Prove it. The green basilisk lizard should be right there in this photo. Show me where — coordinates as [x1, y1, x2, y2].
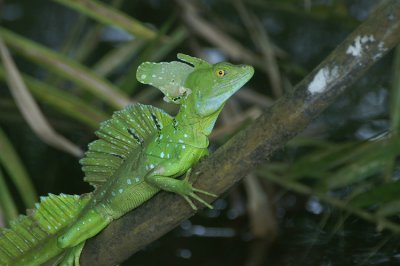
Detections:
[0, 53, 254, 266]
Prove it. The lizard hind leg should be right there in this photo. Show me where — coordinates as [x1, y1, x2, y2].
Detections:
[58, 208, 111, 249]
[59, 241, 85, 266]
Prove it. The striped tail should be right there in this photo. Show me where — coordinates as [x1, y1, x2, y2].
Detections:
[0, 193, 90, 266]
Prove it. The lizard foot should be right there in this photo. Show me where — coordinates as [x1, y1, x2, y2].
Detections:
[146, 168, 218, 210]
[181, 168, 217, 210]
[59, 242, 85, 266]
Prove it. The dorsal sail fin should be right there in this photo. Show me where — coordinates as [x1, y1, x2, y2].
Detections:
[80, 104, 172, 188]
[0, 194, 89, 266]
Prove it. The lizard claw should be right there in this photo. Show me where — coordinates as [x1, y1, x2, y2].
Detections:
[180, 184, 216, 210]
[181, 168, 217, 210]
[183, 195, 198, 210]
[192, 187, 217, 198]
[189, 192, 214, 209]
[146, 168, 217, 210]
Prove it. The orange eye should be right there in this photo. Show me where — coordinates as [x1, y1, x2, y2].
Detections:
[216, 69, 225, 77]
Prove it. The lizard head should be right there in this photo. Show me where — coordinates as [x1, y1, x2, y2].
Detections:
[185, 61, 254, 117]
[136, 53, 254, 114]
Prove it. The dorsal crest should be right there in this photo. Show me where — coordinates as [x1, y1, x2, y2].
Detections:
[0, 194, 89, 265]
[80, 104, 172, 189]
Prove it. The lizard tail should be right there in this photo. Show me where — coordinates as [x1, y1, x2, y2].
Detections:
[0, 193, 90, 266]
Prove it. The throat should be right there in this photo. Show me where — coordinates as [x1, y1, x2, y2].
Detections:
[174, 102, 220, 136]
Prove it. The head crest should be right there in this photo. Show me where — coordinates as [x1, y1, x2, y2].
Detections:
[136, 54, 213, 104]
[177, 53, 211, 69]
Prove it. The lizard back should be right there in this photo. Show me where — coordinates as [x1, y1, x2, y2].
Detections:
[80, 103, 172, 190]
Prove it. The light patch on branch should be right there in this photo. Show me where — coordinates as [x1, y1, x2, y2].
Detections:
[308, 66, 339, 94]
[346, 35, 375, 57]
[373, 41, 389, 61]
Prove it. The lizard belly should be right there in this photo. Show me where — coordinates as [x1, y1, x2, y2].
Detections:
[58, 145, 207, 250]
[60, 140, 208, 248]
[104, 181, 160, 219]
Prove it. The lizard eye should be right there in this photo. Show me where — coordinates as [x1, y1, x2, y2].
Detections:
[216, 69, 226, 77]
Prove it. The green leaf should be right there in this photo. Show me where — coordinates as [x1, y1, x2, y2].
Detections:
[0, 168, 18, 224]
[0, 37, 83, 157]
[286, 141, 357, 179]
[93, 40, 145, 78]
[390, 45, 400, 134]
[52, 0, 157, 40]
[0, 66, 108, 129]
[323, 158, 386, 190]
[0, 27, 130, 109]
[377, 200, 400, 217]
[0, 127, 37, 208]
[349, 181, 400, 209]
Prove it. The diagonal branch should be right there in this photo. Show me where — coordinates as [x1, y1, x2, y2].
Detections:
[81, 1, 400, 265]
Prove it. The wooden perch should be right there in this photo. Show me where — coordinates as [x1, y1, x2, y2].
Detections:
[81, 1, 400, 265]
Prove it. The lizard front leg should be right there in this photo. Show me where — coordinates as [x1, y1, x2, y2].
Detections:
[145, 162, 216, 210]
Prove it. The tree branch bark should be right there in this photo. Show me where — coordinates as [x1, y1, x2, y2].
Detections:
[81, 1, 400, 265]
